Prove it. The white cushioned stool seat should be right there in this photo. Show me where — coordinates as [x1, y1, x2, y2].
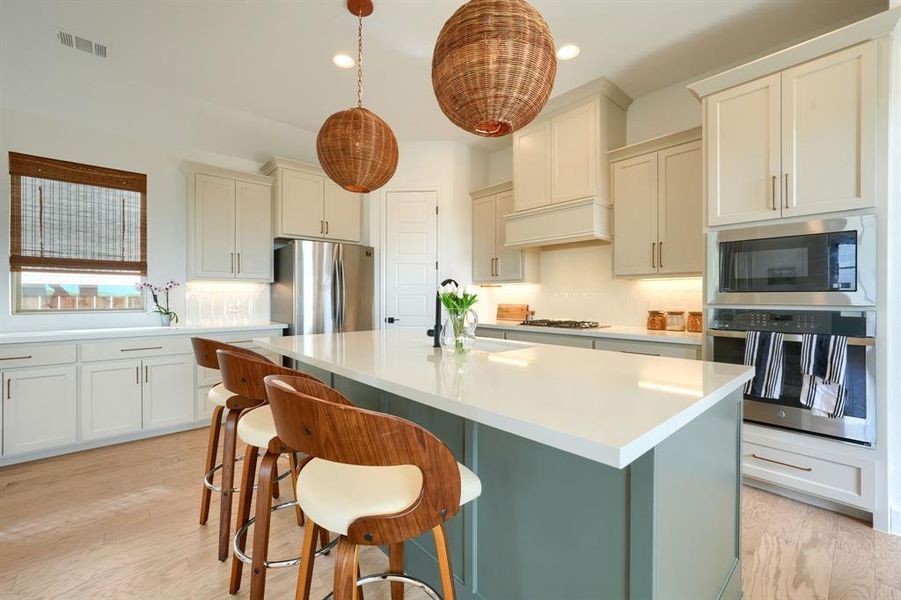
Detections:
[207, 382, 237, 407]
[296, 458, 481, 536]
[237, 405, 278, 448]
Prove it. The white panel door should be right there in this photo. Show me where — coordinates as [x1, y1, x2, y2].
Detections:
[706, 74, 782, 226]
[612, 153, 658, 276]
[2, 366, 77, 455]
[658, 141, 703, 275]
[142, 356, 195, 430]
[235, 180, 272, 281]
[280, 169, 324, 238]
[194, 173, 236, 278]
[551, 97, 598, 204]
[80, 360, 143, 441]
[384, 190, 438, 328]
[513, 121, 552, 212]
[781, 42, 876, 217]
[493, 190, 523, 281]
[324, 180, 363, 242]
[472, 195, 496, 283]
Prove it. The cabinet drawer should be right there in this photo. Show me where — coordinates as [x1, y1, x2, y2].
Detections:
[80, 337, 192, 362]
[504, 330, 593, 349]
[0, 344, 77, 369]
[592, 338, 700, 360]
[475, 328, 506, 340]
[742, 440, 874, 510]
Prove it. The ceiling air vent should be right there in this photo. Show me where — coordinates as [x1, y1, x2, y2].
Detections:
[58, 29, 108, 59]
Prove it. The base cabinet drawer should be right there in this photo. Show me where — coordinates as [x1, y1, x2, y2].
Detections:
[475, 328, 506, 340]
[593, 338, 701, 360]
[742, 440, 874, 510]
[81, 337, 193, 362]
[0, 344, 76, 369]
[2, 366, 77, 456]
[80, 360, 143, 441]
[504, 330, 594, 349]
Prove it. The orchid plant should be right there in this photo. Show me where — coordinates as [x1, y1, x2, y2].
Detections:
[136, 280, 180, 325]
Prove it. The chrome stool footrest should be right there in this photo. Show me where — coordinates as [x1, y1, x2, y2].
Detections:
[233, 500, 339, 568]
[321, 573, 443, 600]
[203, 455, 292, 494]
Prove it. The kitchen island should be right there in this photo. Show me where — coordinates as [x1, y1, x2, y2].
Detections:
[255, 329, 754, 600]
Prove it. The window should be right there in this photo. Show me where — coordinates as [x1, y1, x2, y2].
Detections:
[9, 152, 147, 312]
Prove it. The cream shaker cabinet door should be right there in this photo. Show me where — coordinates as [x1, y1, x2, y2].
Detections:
[706, 74, 782, 226]
[2, 366, 77, 455]
[612, 153, 658, 276]
[493, 189, 522, 281]
[472, 195, 497, 283]
[235, 180, 272, 281]
[141, 356, 195, 430]
[324, 180, 363, 242]
[513, 121, 552, 212]
[280, 169, 325, 239]
[80, 360, 143, 441]
[551, 97, 598, 204]
[658, 141, 703, 275]
[193, 173, 236, 278]
[781, 42, 876, 218]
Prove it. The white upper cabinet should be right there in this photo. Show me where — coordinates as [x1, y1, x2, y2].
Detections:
[706, 74, 782, 226]
[551, 96, 599, 204]
[471, 182, 537, 284]
[705, 41, 876, 226]
[658, 140, 703, 275]
[187, 165, 273, 282]
[513, 121, 552, 212]
[264, 158, 363, 243]
[472, 195, 496, 282]
[493, 189, 524, 280]
[612, 153, 658, 276]
[781, 42, 876, 218]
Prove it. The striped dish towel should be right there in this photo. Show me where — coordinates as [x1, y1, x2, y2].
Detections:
[800, 334, 848, 419]
[743, 331, 785, 400]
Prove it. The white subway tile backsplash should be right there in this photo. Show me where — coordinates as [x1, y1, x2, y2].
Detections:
[185, 281, 270, 326]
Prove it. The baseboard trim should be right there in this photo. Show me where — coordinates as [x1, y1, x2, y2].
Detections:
[743, 476, 872, 522]
[892, 506, 901, 536]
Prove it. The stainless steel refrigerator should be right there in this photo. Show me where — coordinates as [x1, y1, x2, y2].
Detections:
[272, 240, 375, 336]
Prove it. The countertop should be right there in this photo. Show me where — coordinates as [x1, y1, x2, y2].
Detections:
[476, 320, 704, 346]
[254, 329, 752, 469]
[0, 322, 287, 345]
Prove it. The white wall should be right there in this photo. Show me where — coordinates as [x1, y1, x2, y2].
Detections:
[888, 20, 901, 535]
[625, 78, 702, 144]
[487, 146, 513, 185]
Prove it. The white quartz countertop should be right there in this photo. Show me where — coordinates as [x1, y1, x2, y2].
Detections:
[0, 322, 287, 345]
[476, 321, 704, 345]
[254, 329, 752, 469]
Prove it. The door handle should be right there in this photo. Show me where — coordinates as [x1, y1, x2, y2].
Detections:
[651, 242, 656, 268]
[658, 242, 663, 269]
[385, 317, 398, 324]
[771, 176, 777, 211]
[783, 173, 789, 209]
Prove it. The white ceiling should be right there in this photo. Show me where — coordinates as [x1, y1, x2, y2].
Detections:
[1, 0, 887, 147]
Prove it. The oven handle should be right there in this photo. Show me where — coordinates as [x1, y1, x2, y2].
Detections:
[707, 329, 875, 347]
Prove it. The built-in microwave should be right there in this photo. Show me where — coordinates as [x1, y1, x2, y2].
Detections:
[708, 215, 876, 306]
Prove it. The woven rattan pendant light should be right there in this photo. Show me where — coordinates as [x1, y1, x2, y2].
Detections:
[432, 0, 556, 137]
[317, 0, 398, 193]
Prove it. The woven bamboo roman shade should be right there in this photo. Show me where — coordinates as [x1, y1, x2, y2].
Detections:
[9, 152, 147, 275]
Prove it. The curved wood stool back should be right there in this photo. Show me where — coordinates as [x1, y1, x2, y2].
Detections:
[265, 374, 462, 600]
[190, 338, 272, 535]
[216, 350, 326, 599]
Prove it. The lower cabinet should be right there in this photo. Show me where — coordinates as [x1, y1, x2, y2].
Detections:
[2, 366, 77, 456]
[504, 330, 594, 349]
[80, 360, 143, 441]
[593, 338, 701, 360]
[142, 355, 195, 430]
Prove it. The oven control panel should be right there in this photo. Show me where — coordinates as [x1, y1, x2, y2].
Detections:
[709, 309, 869, 337]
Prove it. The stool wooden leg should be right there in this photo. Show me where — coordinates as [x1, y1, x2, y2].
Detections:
[272, 472, 281, 499]
[389, 542, 405, 600]
[288, 452, 305, 526]
[249, 450, 279, 600]
[319, 528, 330, 551]
[294, 520, 320, 600]
[333, 538, 360, 600]
[199, 404, 224, 525]
[229, 443, 259, 594]
[218, 408, 241, 562]
[433, 524, 456, 600]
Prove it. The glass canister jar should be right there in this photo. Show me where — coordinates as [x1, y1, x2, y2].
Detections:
[665, 310, 686, 332]
[687, 311, 704, 333]
[647, 311, 667, 331]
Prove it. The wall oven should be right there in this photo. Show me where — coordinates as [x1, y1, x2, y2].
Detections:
[708, 215, 876, 306]
[709, 308, 875, 446]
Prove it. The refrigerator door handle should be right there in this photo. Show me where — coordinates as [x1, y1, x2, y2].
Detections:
[338, 257, 346, 331]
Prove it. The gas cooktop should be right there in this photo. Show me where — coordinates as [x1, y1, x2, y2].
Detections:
[520, 319, 608, 329]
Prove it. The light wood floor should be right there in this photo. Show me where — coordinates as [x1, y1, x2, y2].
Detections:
[1, 428, 898, 600]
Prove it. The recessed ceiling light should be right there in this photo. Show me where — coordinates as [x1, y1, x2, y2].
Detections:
[556, 44, 581, 61]
[332, 53, 355, 69]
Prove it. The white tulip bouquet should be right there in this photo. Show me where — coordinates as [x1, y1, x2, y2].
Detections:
[437, 281, 479, 315]
[437, 282, 479, 353]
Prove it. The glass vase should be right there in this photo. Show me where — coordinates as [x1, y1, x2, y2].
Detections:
[440, 309, 479, 354]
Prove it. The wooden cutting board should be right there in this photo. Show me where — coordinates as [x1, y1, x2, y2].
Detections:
[496, 304, 530, 323]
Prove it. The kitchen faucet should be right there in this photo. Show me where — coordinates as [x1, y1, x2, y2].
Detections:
[427, 278, 458, 348]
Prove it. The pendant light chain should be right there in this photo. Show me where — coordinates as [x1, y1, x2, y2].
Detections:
[356, 9, 364, 108]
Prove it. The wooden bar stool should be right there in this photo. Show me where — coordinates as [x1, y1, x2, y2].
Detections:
[217, 350, 333, 600]
[191, 338, 276, 562]
[264, 374, 482, 600]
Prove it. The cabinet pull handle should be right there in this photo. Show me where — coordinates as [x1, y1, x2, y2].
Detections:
[237, 252, 241, 273]
[231, 340, 253, 344]
[325, 221, 329, 235]
[651, 242, 656, 268]
[751, 453, 812, 472]
[658, 242, 663, 269]
[320, 220, 324, 234]
[120, 346, 163, 352]
[230, 252, 235, 273]
[771, 176, 777, 211]
[783, 173, 789, 209]
[144, 365, 149, 383]
[622, 350, 660, 357]
[0, 355, 32, 361]
[136, 366, 140, 384]
[6, 378, 11, 400]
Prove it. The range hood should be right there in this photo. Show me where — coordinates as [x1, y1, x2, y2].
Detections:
[504, 198, 612, 248]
